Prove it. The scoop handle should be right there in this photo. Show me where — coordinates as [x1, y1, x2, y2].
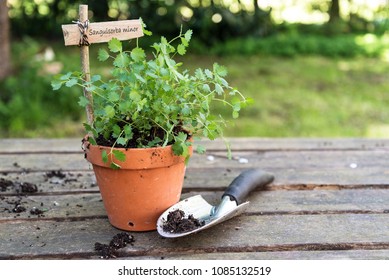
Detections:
[222, 169, 274, 205]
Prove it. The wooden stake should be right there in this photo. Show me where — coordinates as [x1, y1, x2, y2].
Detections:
[61, 5, 143, 128]
[79, 4, 94, 126]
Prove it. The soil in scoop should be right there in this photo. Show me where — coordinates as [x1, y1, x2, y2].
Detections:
[162, 209, 205, 234]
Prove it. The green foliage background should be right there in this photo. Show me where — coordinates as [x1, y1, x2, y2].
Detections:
[1, 0, 389, 138]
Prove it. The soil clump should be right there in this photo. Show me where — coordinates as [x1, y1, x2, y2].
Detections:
[162, 209, 205, 234]
[95, 233, 135, 259]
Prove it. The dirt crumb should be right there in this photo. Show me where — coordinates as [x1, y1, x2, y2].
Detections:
[0, 178, 14, 191]
[20, 182, 38, 193]
[45, 170, 66, 179]
[12, 203, 26, 213]
[30, 207, 44, 216]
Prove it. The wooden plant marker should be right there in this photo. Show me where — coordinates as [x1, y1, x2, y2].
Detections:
[61, 4, 144, 125]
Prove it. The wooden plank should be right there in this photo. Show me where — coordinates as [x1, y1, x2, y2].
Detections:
[62, 19, 143, 46]
[1, 138, 388, 153]
[1, 150, 389, 187]
[2, 150, 389, 171]
[0, 193, 105, 220]
[201, 138, 389, 152]
[0, 163, 389, 192]
[136, 250, 389, 260]
[2, 166, 389, 197]
[2, 213, 389, 259]
[2, 189, 389, 221]
[1, 168, 388, 196]
[0, 171, 97, 194]
[0, 138, 83, 153]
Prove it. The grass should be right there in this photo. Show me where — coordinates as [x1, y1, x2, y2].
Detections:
[3, 39, 389, 138]
[181, 54, 389, 137]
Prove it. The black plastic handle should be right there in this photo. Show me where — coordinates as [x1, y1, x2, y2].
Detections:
[222, 169, 274, 205]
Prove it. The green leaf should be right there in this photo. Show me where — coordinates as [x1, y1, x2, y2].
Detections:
[202, 84, 211, 93]
[215, 83, 224, 95]
[110, 162, 121, 169]
[51, 80, 62, 90]
[78, 96, 90, 107]
[172, 141, 183, 156]
[204, 69, 213, 79]
[182, 106, 190, 116]
[180, 37, 189, 47]
[83, 123, 97, 138]
[220, 77, 229, 87]
[147, 137, 162, 147]
[195, 68, 205, 80]
[60, 72, 72, 80]
[140, 18, 152, 36]
[108, 91, 120, 102]
[129, 91, 141, 102]
[162, 83, 171, 92]
[108, 38, 122, 53]
[114, 52, 130, 68]
[116, 137, 127, 146]
[65, 78, 77, 87]
[91, 74, 101, 82]
[112, 124, 121, 137]
[213, 63, 228, 77]
[231, 96, 242, 105]
[184, 29, 193, 42]
[85, 84, 96, 92]
[124, 124, 133, 139]
[143, 29, 152, 36]
[134, 74, 146, 84]
[145, 70, 158, 79]
[177, 44, 186, 55]
[112, 150, 126, 162]
[87, 137, 97, 145]
[245, 97, 255, 105]
[131, 47, 145, 62]
[104, 105, 115, 118]
[176, 132, 188, 142]
[196, 145, 206, 154]
[102, 150, 108, 163]
[98, 49, 110, 61]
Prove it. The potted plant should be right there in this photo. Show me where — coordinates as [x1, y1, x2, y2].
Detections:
[52, 25, 251, 231]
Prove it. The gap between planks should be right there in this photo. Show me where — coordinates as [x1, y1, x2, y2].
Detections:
[2, 209, 389, 225]
[4, 242, 389, 260]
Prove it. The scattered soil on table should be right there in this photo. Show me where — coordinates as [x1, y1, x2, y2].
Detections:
[19, 182, 38, 193]
[1, 169, 94, 218]
[95, 233, 135, 259]
[0, 178, 38, 194]
[12, 202, 26, 213]
[45, 170, 66, 179]
[162, 209, 205, 234]
[0, 178, 14, 191]
[0, 176, 41, 216]
[30, 207, 44, 216]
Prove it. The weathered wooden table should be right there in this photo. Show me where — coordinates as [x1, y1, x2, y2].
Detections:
[1, 138, 389, 260]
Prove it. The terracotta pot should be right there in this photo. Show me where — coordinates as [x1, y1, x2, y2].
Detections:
[84, 141, 191, 231]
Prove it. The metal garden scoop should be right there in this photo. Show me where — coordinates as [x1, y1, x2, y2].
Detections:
[157, 169, 274, 238]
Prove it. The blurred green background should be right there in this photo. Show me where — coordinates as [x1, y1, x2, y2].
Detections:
[0, 0, 388, 138]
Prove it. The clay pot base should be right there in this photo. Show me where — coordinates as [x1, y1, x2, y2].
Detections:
[85, 142, 191, 231]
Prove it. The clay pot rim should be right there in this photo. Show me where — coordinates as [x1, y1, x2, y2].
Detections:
[83, 137, 192, 170]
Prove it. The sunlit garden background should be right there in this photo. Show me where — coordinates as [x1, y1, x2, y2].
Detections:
[0, 0, 388, 138]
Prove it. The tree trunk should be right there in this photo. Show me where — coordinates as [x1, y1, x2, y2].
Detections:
[329, 0, 341, 23]
[0, 0, 11, 80]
